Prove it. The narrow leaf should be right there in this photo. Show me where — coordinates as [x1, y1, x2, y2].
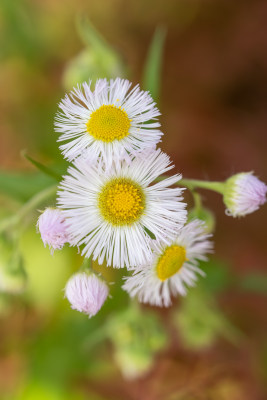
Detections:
[0, 171, 55, 202]
[76, 15, 110, 53]
[144, 227, 156, 240]
[142, 26, 167, 101]
[22, 151, 61, 181]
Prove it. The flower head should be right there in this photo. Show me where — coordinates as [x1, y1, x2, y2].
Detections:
[58, 149, 187, 268]
[37, 208, 70, 253]
[65, 272, 109, 317]
[55, 78, 162, 166]
[123, 220, 213, 307]
[224, 172, 267, 217]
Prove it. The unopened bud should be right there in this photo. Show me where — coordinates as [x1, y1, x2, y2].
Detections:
[63, 48, 126, 91]
[37, 208, 70, 253]
[65, 271, 109, 318]
[223, 172, 267, 217]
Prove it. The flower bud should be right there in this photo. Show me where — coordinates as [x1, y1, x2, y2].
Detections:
[63, 18, 126, 91]
[107, 307, 167, 379]
[223, 172, 267, 217]
[65, 272, 109, 317]
[114, 348, 153, 380]
[63, 48, 126, 91]
[37, 208, 70, 253]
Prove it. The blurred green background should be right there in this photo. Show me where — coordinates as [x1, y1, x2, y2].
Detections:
[0, 0, 267, 399]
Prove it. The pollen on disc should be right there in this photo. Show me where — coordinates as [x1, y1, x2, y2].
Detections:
[86, 105, 131, 142]
[98, 178, 145, 225]
[156, 245, 187, 281]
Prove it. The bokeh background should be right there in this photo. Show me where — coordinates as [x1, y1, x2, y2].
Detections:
[0, 0, 267, 399]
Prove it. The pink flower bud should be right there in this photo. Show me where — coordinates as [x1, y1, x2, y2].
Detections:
[65, 272, 109, 317]
[37, 208, 70, 253]
[224, 172, 267, 217]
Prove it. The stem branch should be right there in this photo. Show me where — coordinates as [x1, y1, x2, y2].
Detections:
[0, 185, 57, 234]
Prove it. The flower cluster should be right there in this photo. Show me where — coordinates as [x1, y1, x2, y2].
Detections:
[37, 78, 266, 316]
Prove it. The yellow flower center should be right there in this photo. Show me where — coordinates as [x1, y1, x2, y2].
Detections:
[86, 105, 131, 142]
[156, 245, 187, 281]
[98, 178, 145, 225]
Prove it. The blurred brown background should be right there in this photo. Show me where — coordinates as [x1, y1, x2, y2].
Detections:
[0, 0, 267, 399]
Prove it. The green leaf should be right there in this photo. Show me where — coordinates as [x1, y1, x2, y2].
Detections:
[22, 152, 61, 181]
[198, 258, 233, 293]
[0, 185, 57, 234]
[174, 287, 243, 349]
[0, 171, 56, 202]
[0, 0, 40, 61]
[144, 227, 156, 240]
[142, 26, 167, 101]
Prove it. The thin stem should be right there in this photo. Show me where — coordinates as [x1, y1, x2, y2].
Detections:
[192, 191, 202, 211]
[155, 176, 226, 194]
[80, 257, 93, 273]
[179, 179, 226, 194]
[0, 184, 57, 234]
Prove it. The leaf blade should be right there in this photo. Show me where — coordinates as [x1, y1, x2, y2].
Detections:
[22, 151, 61, 181]
[142, 26, 167, 101]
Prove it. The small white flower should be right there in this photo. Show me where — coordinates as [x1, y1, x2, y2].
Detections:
[55, 78, 162, 166]
[37, 208, 70, 253]
[122, 220, 213, 307]
[57, 149, 187, 268]
[65, 272, 109, 317]
[224, 172, 267, 217]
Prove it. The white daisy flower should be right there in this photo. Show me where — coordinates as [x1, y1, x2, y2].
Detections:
[57, 149, 187, 269]
[122, 220, 213, 307]
[55, 78, 162, 166]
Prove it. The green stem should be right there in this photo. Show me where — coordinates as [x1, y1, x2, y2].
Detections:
[156, 176, 226, 194]
[192, 191, 202, 211]
[0, 184, 57, 234]
[179, 179, 226, 194]
[80, 257, 93, 273]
